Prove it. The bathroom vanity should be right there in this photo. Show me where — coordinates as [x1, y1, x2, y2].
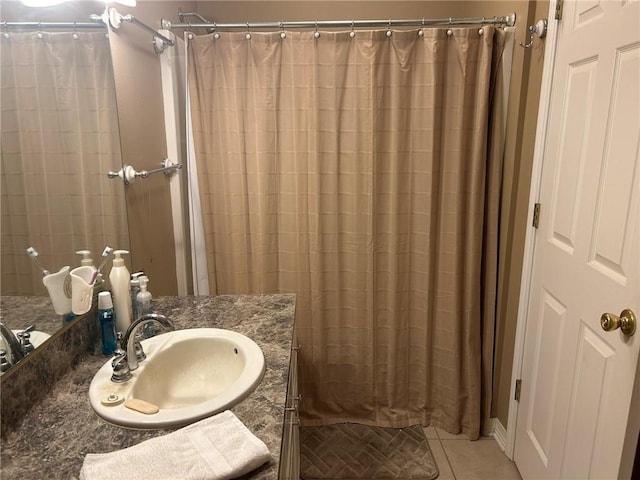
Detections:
[0, 294, 297, 479]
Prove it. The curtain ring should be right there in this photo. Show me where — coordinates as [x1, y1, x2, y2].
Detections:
[213, 22, 220, 39]
[418, 17, 424, 37]
[314, 20, 320, 39]
[280, 21, 286, 39]
[245, 22, 251, 40]
[386, 18, 392, 37]
[72, 22, 79, 39]
[350, 20, 355, 38]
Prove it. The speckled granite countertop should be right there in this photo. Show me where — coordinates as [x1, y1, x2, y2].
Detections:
[0, 294, 296, 480]
[0, 296, 64, 336]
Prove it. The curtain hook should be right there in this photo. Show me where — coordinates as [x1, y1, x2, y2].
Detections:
[314, 20, 320, 39]
[213, 22, 220, 39]
[418, 17, 424, 37]
[245, 22, 251, 40]
[280, 21, 286, 39]
[519, 19, 547, 48]
[72, 21, 79, 39]
[386, 18, 392, 37]
[350, 20, 356, 38]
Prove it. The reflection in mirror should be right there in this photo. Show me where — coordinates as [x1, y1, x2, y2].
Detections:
[0, 2, 129, 364]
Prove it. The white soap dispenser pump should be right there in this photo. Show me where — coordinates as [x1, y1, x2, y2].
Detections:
[77, 248, 103, 292]
[76, 250, 94, 267]
[109, 249, 133, 333]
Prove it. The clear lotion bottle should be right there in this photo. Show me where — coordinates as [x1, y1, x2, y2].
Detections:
[136, 276, 154, 337]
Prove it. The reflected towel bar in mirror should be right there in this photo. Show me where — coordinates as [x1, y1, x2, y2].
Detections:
[108, 159, 182, 185]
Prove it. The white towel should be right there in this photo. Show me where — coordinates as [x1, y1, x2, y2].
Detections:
[79, 410, 271, 480]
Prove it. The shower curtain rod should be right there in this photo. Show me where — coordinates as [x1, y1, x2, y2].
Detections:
[0, 21, 106, 30]
[162, 13, 516, 31]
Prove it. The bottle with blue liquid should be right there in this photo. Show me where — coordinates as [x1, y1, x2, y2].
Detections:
[98, 291, 117, 356]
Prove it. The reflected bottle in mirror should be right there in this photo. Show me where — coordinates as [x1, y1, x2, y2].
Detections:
[98, 292, 117, 356]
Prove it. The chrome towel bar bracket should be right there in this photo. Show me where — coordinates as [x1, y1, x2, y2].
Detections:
[108, 159, 182, 185]
[102, 7, 174, 53]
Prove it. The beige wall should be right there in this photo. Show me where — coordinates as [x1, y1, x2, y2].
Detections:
[487, 0, 549, 427]
[108, 1, 196, 295]
[456, 0, 550, 426]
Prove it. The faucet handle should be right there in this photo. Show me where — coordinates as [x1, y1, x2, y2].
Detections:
[111, 351, 132, 383]
[0, 349, 12, 372]
[18, 332, 35, 354]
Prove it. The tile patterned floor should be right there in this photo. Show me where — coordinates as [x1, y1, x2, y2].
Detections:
[423, 427, 522, 480]
[300, 424, 438, 479]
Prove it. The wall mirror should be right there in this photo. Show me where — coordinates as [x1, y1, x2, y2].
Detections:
[0, 1, 129, 368]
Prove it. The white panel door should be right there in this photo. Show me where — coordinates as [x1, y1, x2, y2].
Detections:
[514, 0, 640, 478]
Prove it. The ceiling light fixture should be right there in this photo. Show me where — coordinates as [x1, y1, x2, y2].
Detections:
[21, 0, 136, 7]
[21, 0, 68, 7]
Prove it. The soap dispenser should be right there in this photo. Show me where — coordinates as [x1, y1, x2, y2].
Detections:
[109, 250, 133, 334]
[130, 272, 145, 320]
[76, 250, 93, 267]
[136, 276, 154, 337]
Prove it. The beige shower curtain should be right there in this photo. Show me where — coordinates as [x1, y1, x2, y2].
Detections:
[188, 27, 506, 438]
[1, 32, 127, 295]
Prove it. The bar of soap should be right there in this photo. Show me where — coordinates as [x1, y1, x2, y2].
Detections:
[124, 398, 159, 415]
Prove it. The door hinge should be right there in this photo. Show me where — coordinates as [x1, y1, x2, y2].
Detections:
[515, 379, 522, 402]
[555, 0, 564, 20]
[532, 203, 541, 229]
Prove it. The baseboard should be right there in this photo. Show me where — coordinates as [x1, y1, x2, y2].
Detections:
[491, 417, 508, 452]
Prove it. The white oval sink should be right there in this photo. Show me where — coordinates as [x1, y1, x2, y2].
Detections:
[88, 328, 265, 429]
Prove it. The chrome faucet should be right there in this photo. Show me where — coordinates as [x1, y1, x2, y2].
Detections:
[0, 322, 27, 368]
[120, 313, 175, 371]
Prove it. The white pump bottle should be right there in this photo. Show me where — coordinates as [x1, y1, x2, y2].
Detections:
[76, 250, 94, 267]
[109, 250, 133, 333]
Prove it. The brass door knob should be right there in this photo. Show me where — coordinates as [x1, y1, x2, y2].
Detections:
[600, 309, 636, 337]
